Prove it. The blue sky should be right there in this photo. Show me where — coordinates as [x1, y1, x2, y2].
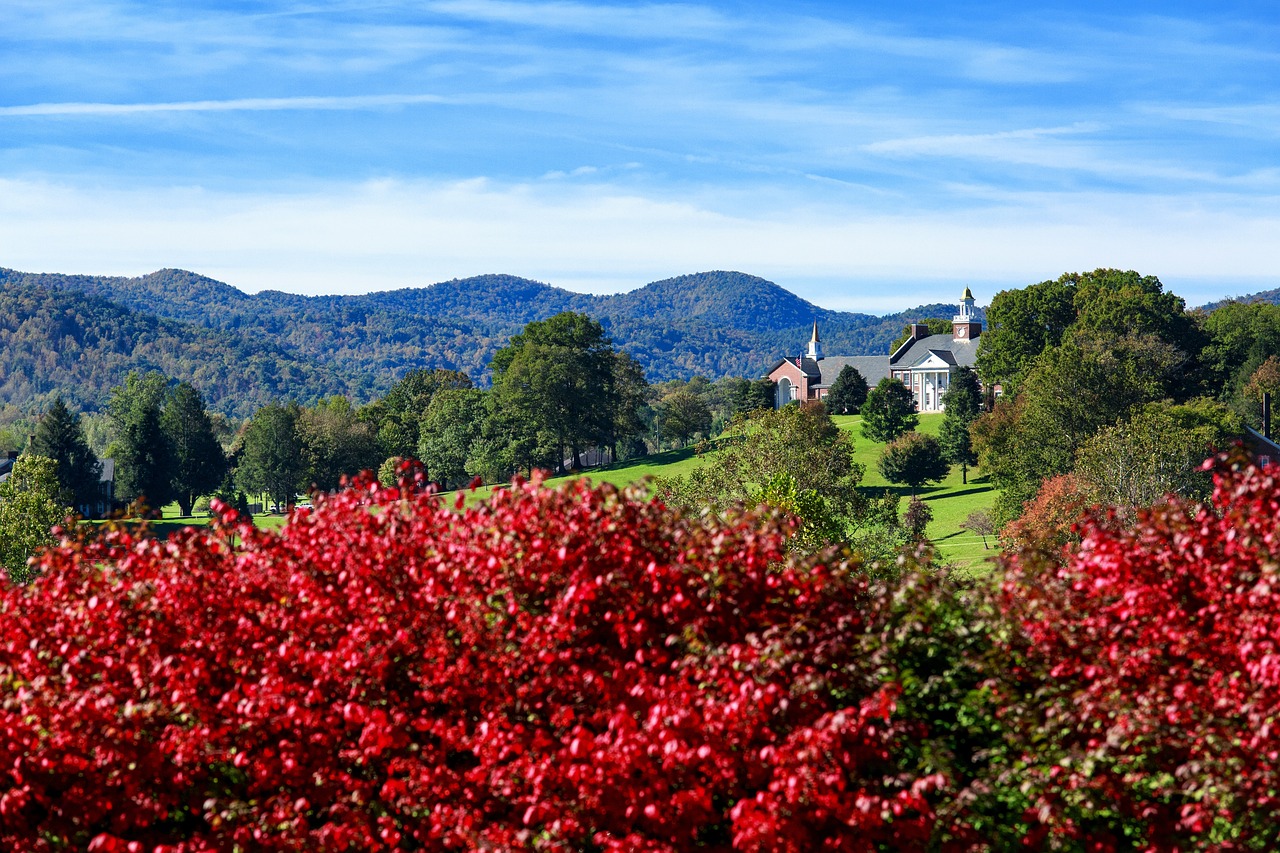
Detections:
[1, 1, 1277, 310]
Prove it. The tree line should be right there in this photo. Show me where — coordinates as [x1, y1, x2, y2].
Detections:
[0, 311, 779, 545]
[966, 268, 1278, 539]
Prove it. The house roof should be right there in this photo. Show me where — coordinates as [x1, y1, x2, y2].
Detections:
[811, 355, 891, 387]
[889, 333, 980, 369]
[99, 458, 115, 482]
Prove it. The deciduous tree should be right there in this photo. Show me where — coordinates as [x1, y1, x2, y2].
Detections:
[1073, 399, 1240, 510]
[489, 313, 618, 473]
[0, 455, 64, 583]
[656, 388, 712, 448]
[417, 387, 487, 489]
[297, 397, 382, 493]
[878, 432, 949, 496]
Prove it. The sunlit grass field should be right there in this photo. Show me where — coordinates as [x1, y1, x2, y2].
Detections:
[459, 412, 1000, 572]
[108, 412, 1000, 572]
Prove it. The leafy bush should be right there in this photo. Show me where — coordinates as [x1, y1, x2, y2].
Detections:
[0, 474, 983, 850]
[996, 451, 1280, 847]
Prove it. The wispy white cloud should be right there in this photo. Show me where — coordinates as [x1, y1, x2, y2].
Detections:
[0, 94, 455, 117]
[424, 0, 733, 39]
[0, 176, 1275, 306]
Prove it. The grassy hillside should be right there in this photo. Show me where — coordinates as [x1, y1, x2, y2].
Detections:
[461, 412, 999, 572]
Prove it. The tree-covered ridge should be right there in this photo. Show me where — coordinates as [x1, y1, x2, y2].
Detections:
[0, 281, 360, 419]
[0, 267, 988, 412]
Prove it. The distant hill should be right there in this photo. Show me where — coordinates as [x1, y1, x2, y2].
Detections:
[0, 279, 358, 419]
[0, 266, 984, 418]
[1200, 287, 1280, 312]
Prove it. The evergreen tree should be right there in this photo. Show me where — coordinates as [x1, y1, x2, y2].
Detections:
[237, 402, 306, 509]
[860, 378, 918, 444]
[938, 368, 982, 484]
[29, 396, 100, 511]
[825, 365, 869, 415]
[108, 371, 175, 514]
[161, 382, 228, 517]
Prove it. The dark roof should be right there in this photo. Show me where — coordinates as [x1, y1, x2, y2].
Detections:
[812, 355, 890, 387]
[767, 354, 892, 386]
[766, 357, 821, 378]
[889, 334, 980, 369]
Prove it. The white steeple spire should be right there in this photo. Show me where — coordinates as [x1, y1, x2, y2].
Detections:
[806, 320, 823, 360]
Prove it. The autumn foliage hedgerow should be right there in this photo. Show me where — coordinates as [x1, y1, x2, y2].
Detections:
[999, 452, 1280, 848]
[0, 475, 960, 852]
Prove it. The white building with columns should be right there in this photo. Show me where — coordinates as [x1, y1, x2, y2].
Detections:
[766, 288, 983, 413]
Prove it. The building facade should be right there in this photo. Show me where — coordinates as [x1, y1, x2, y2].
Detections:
[766, 288, 984, 413]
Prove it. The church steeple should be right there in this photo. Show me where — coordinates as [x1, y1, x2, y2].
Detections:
[806, 320, 823, 360]
[952, 287, 982, 341]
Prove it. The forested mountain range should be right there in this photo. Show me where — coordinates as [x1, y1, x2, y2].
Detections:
[0, 266, 976, 417]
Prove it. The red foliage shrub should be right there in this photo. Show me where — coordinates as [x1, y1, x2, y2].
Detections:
[0, 475, 957, 851]
[999, 452, 1280, 847]
[999, 472, 1086, 555]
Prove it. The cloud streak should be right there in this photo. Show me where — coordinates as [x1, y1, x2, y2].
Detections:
[0, 93, 454, 117]
[0, 176, 1274, 309]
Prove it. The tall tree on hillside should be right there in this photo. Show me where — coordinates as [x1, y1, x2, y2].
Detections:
[489, 312, 617, 473]
[938, 368, 982, 484]
[861, 378, 918, 444]
[108, 371, 175, 513]
[160, 382, 227, 517]
[29, 397, 100, 510]
[825, 365, 869, 415]
[606, 351, 650, 462]
[361, 369, 473, 460]
[417, 388, 487, 489]
[656, 389, 712, 448]
[975, 276, 1076, 390]
[237, 402, 306, 508]
[297, 397, 382, 492]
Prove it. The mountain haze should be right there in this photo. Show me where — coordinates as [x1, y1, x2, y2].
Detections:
[0, 266, 979, 418]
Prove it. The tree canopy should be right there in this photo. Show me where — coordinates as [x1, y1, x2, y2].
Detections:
[860, 378, 918, 444]
[824, 365, 868, 415]
[877, 432, 949, 496]
[0, 454, 64, 583]
[29, 397, 100, 510]
[938, 368, 981, 483]
[161, 382, 227, 516]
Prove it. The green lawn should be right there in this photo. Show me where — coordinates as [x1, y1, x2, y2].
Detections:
[87, 502, 290, 537]
[832, 413, 999, 573]
[99, 416, 1000, 572]
[453, 413, 1001, 573]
